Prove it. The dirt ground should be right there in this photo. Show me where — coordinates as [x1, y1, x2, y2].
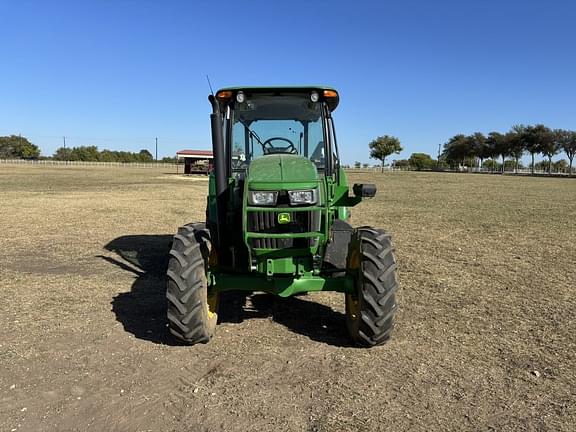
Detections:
[0, 165, 574, 432]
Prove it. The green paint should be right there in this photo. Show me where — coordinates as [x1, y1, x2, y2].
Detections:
[247, 154, 318, 186]
[211, 272, 354, 297]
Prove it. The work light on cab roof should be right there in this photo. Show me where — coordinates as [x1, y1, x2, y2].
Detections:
[215, 86, 340, 112]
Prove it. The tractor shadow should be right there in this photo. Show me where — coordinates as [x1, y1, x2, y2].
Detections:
[102, 234, 352, 347]
[218, 292, 353, 347]
[103, 234, 175, 345]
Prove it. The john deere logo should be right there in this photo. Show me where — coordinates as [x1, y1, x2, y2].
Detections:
[278, 213, 291, 224]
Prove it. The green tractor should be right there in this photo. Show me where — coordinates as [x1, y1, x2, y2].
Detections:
[166, 86, 398, 347]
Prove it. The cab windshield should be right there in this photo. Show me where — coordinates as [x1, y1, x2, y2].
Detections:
[231, 93, 325, 168]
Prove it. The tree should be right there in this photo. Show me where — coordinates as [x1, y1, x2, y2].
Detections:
[503, 159, 520, 171]
[436, 156, 449, 169]
[508, 125, 526, 173]
[524, 124, 551, 174]
[442, 134, 473, 168]
[468, 132, 489, 168]
[483, 159, 500, 172]
[0, 135, 40, 159]
[138, 149, 153, 162]
[73, 145, 100, 161]
[354, 161, 361, 169]
[534, 161, 548, 172]
[394, 159, 410, 169]
[408, 152, 434, 170]
[53, 147, 73, 161]
[161, 156, 178, 163]
[99, 149, 119, 162]
[523, 125, 538, 174]
[485, 132, 508, 173]
[537, 128, 559, 174]
[554, 129, 576, 176]
[369, 135, 402, 172]
[552, 159, 568, 173]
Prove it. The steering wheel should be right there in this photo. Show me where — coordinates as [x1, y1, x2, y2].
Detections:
[262, 137, 297, 155]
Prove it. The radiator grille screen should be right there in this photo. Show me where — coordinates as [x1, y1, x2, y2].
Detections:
[247, 211, 320, 249]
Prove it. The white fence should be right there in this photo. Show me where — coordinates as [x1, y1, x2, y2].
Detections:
[1, 159, 572, 176]
[346, 166, 573, 175]
[0, 159, 180, 169]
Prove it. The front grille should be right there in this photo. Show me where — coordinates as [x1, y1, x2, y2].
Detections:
[248, 210, 320, 249]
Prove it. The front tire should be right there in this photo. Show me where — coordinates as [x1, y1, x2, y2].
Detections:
[166, 223, 219, 344]
[345, 227, 398, 346]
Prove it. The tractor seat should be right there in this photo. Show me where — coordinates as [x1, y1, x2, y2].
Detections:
[310, 141, 325, 163]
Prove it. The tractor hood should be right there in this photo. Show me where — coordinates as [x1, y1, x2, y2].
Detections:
[247, 154, 319, 190]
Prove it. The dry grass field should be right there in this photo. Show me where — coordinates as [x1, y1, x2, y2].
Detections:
[1, 165, 575, 432]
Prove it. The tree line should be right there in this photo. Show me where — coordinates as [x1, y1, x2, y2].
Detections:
[0, 135, 178, 163]
[0, 135, 41, 159]
[442, 125, 576, 174]
[367, 136, 452, 171]
[53, 146, 155, 163]
[365, 126, 576, 175]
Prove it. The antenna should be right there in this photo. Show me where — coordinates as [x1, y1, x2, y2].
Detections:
[206, 75, 214, 96]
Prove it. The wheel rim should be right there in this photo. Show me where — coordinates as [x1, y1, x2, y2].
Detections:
[206, 246, 219, 319]
[206, 289, 219, 319]
[345, 235, 362, 329]
[346, 242, 361, 321]
[346, 293, 359, 320]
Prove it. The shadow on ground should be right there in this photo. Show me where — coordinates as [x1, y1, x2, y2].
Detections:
[102, 234, 174, 345]
[103, 234, 352, 347]
[218, 291, 353, 347]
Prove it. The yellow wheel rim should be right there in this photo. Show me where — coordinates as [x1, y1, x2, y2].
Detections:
[346, 242, 361, 321]
[206, 246, 218, 319]
[206, 290, 219, 319]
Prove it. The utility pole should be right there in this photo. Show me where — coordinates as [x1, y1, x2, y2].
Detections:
[155, 137, 158, 162]
[63, 136, 68, 165]
[437, 143, 441, 167]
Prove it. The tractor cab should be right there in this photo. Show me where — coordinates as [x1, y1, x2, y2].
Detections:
[215, 87, 340, 176]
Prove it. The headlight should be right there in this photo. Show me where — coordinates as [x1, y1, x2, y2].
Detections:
[288, 189, 317, 205]
[248, 190, 278, 206]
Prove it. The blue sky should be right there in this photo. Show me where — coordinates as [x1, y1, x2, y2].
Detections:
[1, 0, 575, 164]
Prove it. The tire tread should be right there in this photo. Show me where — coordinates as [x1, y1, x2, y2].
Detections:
[166, 223, 216, 345]
[347, 227, 398, 346]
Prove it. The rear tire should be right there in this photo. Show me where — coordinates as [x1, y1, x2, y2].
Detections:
[345, 227, 398, 346]
[166, 223, 219, 344]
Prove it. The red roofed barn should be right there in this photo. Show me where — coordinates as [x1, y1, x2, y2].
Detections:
[176, 149, 213, 174]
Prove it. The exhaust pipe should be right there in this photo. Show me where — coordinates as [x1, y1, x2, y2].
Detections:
[209, 94, 226, 197]
[208, 94, 227, 250]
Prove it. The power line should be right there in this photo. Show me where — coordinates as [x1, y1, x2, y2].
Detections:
[7, 133, 202, 145]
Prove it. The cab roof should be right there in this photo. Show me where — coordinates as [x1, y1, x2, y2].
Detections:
[215, 86, 340, 111]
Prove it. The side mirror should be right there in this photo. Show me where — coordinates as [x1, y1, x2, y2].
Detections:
[353, 183, 377, 198]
